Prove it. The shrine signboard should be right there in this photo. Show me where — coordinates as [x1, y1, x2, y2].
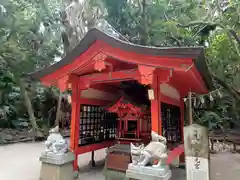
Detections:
[184, 124, 210, 180]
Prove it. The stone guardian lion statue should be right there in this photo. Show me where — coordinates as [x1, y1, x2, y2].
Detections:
[130, 131, 168, 168]
[45, 126, 68, 155]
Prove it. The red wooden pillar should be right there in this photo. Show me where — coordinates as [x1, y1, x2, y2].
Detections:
[70, 77, 81, 171]
[150, 75, 162, 135]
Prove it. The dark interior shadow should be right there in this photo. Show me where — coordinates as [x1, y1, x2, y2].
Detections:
[78, 159, 105, 173]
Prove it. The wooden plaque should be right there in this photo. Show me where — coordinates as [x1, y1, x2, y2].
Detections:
[148, 89, 154, 100]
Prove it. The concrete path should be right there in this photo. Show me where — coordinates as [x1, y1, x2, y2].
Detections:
[0, 142, 107, 180]
[0, 142, 240, 180]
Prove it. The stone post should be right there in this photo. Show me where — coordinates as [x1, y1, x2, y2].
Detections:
[39, 126, 75, 180]
[39, 152, 75, 180]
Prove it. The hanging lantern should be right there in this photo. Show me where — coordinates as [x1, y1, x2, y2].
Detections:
[184, 98, 187, 102]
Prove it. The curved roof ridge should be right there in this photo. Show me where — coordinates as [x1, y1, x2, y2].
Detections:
[89, 28, 205, 53]
[91, 28, 204, 50]
[29, 27, 212, 90]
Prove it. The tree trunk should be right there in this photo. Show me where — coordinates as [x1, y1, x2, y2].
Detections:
[18, 77, 43, 141]
[4, 57, 43, 141]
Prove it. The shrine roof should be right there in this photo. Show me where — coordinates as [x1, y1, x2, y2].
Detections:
[30, 28, 213, 90]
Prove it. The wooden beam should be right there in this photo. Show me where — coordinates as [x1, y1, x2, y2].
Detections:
[79, 98, 112, 106]
[57, 75, 69, 92]
[157, 69, 173, 83]
[161, 94, 180, 106]
[90, 83, 119, 93]
[79, 69, 140, 85]
[75, 141, 116, 155]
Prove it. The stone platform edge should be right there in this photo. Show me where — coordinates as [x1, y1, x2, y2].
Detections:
[126, 169, 172, 180]
[39, 152, 75, 165]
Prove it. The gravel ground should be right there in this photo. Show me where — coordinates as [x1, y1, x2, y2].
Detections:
[0, 142, 240, 180]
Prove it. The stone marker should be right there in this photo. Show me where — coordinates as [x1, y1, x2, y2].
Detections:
[39, 126, 75, 180]
[184, 124, 210, 180]
[39, 152, 75, 180]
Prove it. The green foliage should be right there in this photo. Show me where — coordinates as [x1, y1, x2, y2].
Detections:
[0, 0, 63, 72]
[102, 0, 240, 130]
[0, 0, 63, 129]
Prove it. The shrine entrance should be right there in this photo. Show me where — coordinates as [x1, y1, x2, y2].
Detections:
[30, 28, 212, 173]
[106, 80, 151, 144]
[162, 103, 181, 147]
[78, 80, 152, 147]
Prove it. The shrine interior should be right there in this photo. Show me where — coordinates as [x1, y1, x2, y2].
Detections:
[78, 80, 149, 146]
[78, 80, 182, 148]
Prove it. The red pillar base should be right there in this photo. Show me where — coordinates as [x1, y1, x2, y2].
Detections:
[73, 153, 78, 171]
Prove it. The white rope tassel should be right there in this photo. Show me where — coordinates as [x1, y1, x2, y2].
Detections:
[218, 90, 222, 98]
[194, 97, 197, 107]
[209, 94, 214, 101]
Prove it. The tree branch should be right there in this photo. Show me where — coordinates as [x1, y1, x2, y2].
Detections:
[167, 35, 181, 46]
[211, 73, 240, 101]
[163, 10, 182, 46]
[178, 21, 217, 28]
[178, 21, 240, 57]
[229, 29, 240, 45]
[178, 21, 240, 45]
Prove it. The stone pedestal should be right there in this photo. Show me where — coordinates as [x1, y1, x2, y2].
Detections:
[39, 152, 75, 180]
[126, 164, 171, 180]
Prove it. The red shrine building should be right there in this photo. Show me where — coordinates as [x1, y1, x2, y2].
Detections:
[30, 28, 212, 172]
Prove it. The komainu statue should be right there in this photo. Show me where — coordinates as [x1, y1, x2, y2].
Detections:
[130, 131, 168, 168]
[45, 126, 68, 155]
